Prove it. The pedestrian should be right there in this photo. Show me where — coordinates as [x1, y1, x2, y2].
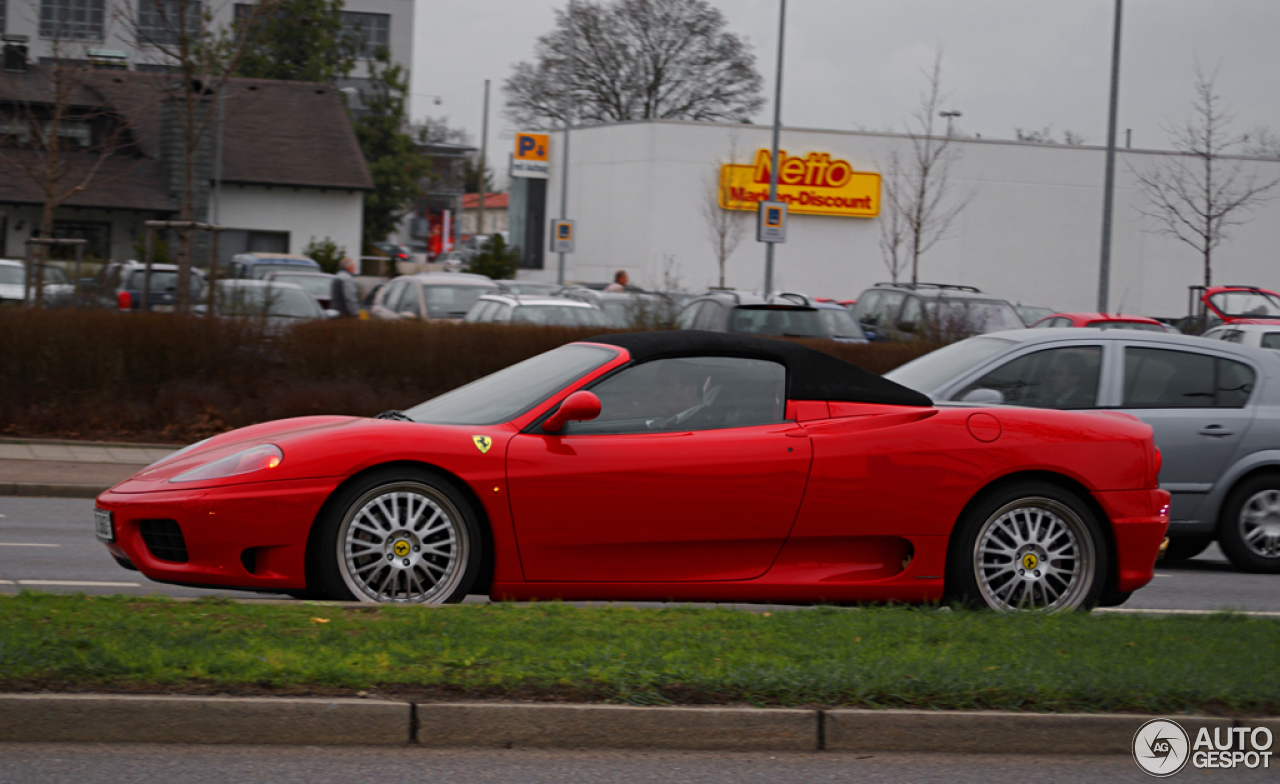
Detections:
[604, 270, 629, 292]
[331, 257, 360, 318]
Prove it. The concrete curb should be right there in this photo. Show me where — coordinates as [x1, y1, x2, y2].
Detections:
[0, 483, 106, 499]
[2, 695, 1275, 752]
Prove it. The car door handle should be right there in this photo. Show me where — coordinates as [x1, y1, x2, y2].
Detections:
[1198, 425, 1235, 437]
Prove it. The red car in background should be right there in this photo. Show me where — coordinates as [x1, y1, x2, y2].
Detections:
[94, 331, 1168, 612]
[1031, 312, 1172, 332]
[1197, 285, 1280, 326]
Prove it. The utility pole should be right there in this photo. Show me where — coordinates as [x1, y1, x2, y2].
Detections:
[476, 79, 490, 249]
[939, 110, 961, 137]
[1098, 0, 1123, 312]
[557, 0, 576, 285]
[763, 0, 786, 297]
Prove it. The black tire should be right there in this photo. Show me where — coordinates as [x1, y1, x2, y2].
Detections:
[947, 481, 1109, 612]
[1218, 473, 1280, 574]
[1162, 535, 1212, 562]
[312, 467, 483, 602]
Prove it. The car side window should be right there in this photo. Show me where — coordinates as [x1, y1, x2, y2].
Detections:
[853, 291, 881, 324]
[955, 346, 1102, 409]
[676, 302, 702, 329]
[380, 281, 405, 312]
[396, 284, 421, 317]
[693, 302, 723, 331]
[1263, 333, 1280, 350]
[873, 292, 906, 327]
[559, 357, 786, 435]
[899, 296, 923, 330]
[1122, 347, 1254, 408]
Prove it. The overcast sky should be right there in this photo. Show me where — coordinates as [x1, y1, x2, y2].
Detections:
[410, 0, 1280, 166]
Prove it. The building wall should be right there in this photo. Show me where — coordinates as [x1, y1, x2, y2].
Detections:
[461, 207, 508, 236]
[216, 184, 363, 259]
[537, 120, 1280, 318]
[0, 204, 164, 262]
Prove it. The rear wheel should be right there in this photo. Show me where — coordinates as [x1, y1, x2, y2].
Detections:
[1218, 474, 1280, 574]
[948, 481, 1108, 612]
[1162, 535, 1211, 562]
[313, 468, 482, 603]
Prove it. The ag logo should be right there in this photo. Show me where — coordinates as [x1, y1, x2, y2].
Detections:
[472, 435, 493, 454]
[1022, 553, 1039, 570]
[1133, 719, 1190, 777]
[392, 540, 411, 558]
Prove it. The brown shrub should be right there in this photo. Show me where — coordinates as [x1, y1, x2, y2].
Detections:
[0, 311, 936, 442]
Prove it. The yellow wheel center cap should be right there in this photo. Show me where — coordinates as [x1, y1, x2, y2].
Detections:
[1022, 553, 1039, 571]
[393, 540, 411, 558]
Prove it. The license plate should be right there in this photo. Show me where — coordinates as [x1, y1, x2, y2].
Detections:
[94, 508, 114, 543]
[152, 304, 174, 313]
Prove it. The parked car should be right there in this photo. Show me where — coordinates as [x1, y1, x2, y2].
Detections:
[885, 328, 1280, 573]
[369, 273, 501, 321]
[210, 279, 328, 323]
[676, 290, 867, 342]
[226, 253, 321, 280]
[373, 243, 413, 267]
[1015, 304, 1055, 326]
[88, 261, 205, 312]
[493, 280, 564, 297]
[0, 259, 74, 306]
[94, 330, 1166, 610]
[263, 270, 336, 309]
[561, 287, 677, 327]
[1202, 324, 1280, 350]
[1195, 285, 1280, 328]
[464, 294, 615, 327]
[1030, 312, 1173, 332]
[850, 283, 1025, 342]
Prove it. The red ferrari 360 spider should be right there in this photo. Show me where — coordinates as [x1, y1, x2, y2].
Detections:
[95, 331, 1169, 612]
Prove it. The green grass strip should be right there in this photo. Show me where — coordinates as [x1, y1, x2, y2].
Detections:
[1, 593, 1276, 714]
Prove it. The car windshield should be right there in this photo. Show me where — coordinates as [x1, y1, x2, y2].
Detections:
[511, 304, 614, 327]
[1085, 320, 1166, 332]
[729, 306, 825, 337]
[220, 285, 322, 318]
[271, 274, 331, 298]
[405, 344, 617, 425]
[423, 285, 491, 318]
[816, 308, 865, 339]
[1209, 291, 1280, 318]
[0, 266, 24, 285]
[249, 263, 314, 279]
[126, 270, 200, 291]
[924, 299, 1025, 334]
[884, 336, 1017, 394]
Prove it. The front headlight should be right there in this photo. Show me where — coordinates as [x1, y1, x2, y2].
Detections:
[170, 444, 284, 483]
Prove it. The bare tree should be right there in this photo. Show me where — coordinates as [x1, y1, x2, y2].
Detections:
[1131, 63, 1280, 290]
[1014, 126, 1086, 146]
[0, 38, 135, 305]
[878, 50, 970, 286]
[1244, 125, 1280, 159]
[505, 0, 764, 130]
[116, 0, 277, 311]
[701, 143, 748, 289]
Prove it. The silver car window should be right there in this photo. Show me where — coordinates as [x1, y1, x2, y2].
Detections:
[1122, 348, 1254, 409]
[1262, 333, 1280, 350]
[956, 346, 1102, 409]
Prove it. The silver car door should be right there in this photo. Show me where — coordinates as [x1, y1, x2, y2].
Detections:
[1114, 344, 1257, 523]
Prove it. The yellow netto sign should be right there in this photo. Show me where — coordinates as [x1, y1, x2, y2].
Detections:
[719, 149, 880, 217]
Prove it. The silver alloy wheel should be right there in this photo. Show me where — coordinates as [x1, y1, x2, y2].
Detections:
[336, 481, 469, 603]
[1238, 489, 1280, 559]
[973, 496, 1096, 612]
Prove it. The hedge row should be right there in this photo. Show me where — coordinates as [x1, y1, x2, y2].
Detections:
[0, 310, 937, 443]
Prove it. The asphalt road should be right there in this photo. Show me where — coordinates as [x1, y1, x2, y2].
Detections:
[1, 745, 1274, 784]
[2, 496, 1278, 613]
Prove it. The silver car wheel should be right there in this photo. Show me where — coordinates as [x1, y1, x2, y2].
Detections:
[973, 497, 1096, 612]
[336, 481, 469, 603]
[1238, 489, 1280, 559]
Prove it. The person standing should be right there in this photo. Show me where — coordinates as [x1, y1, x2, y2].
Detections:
[331, 257, 361, 318]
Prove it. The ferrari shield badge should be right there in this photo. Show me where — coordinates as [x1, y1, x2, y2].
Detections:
[472, 435, 493, 454]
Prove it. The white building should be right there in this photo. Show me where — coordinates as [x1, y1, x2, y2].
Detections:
[521, 120, 1280, 318]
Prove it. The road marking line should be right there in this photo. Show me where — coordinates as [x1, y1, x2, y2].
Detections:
[0, 580, 11, 584]
[0, 543, 59, 547]
[1097, 608, 1280, 618]
[15, 580, 141, 587]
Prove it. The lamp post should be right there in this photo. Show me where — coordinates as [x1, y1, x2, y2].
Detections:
[1098, 0, 1123, 312]
[762, 0, 786, 297]
[556, 0, 576, 285]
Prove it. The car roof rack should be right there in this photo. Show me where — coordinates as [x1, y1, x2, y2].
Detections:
[872, 282, 982, 293]
[775, 291, 814, 307]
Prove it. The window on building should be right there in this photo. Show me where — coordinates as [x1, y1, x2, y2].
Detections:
[0, 116, 30, 144]
[136, 0, 201, 47]
[49, 221, 111, 260]
[40, 0, 105, 41]
[341, 11, 389, 59]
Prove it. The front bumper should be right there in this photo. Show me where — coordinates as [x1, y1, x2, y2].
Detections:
[96, 476, 340, 591]
[1094, 488, 1171, 593]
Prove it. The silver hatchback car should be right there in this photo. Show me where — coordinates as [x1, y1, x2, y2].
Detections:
[886, 328, 1280, 573]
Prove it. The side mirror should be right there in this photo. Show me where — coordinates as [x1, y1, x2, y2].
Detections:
[542, 390, 602, 433]
[960, 388, 1005, 405]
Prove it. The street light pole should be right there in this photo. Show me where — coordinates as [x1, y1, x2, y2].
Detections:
[1098, 0, 1123, 313]
[476, 79, 490, 247]
[557, 0, 576, 286]
[763, 0, 786, 297]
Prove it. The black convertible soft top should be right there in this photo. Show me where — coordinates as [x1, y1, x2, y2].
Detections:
[584, 331, 932, 408]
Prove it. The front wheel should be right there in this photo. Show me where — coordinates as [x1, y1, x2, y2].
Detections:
[948, 482, 1108, 612]
[313, 468, 482, 603]
[1218, 474, 1280, 574]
